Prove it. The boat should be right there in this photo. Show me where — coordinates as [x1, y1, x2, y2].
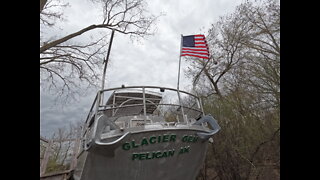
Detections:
[72, 85, 221, 180]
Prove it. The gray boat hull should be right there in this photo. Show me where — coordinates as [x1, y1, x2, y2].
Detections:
[74, 129, 209, 180]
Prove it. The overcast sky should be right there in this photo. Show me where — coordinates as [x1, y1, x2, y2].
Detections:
[40, 0, 244, 138]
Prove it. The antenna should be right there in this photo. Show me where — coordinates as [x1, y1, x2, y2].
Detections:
[101, 29, 115, 104]
[101, 29, 115, 91]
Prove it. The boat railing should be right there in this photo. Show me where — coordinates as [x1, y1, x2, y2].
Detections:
[82, 86, 205, 143]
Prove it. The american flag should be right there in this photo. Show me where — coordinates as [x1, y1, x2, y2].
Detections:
[181, 34, 210, 59]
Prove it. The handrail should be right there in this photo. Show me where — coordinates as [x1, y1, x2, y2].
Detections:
[82, 86, 204, 142]
[84, 93, 99, 124]
[94, 132, 130, 146]
[112, 99, 159, 116]
[109, 95, 161, 101]
[99, 86, 199, 98]
[84, 115, 130, 151]
[99, 103, 203, 115]
[84, 131, 131, 156]
[193, 114, 221, 140]
[84, 86, 202, 121]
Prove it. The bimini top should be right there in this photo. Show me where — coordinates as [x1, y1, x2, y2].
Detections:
[103, 89, 162, 117]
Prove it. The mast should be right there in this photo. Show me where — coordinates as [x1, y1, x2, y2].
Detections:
[177, 34, 187, 123]
[177, 34, 183, 91]
[100, 30, 115, 104]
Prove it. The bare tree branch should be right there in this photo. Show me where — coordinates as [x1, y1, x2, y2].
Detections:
[40, 0, 160, 99]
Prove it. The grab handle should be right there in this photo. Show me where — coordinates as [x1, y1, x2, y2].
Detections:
[94, 132, 130, 146]
[85, 132, 130, 156]
[193, 114, 221, 140]
[84, 114, 129, 151]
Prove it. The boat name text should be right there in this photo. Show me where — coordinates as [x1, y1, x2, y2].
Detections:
[121, 134, 199, 161]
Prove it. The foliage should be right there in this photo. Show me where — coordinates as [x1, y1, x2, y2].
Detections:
[192, 0, 280, 179]
[41, 123, 82, 174]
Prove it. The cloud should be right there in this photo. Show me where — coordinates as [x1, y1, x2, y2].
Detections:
[40, 0, 243, 137]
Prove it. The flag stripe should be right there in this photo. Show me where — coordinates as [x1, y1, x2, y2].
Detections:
[194, 42, 207, 45]
[181, 49, 208, 52]
[182, 47, 208, 51]
[182, 51, 209, 55]
[181, 51, 209, 55]
[182, 50, 209, 55]
[181, 54, 209, 59]
[184, 45, 208, 48]
[194, 35, 205, 37]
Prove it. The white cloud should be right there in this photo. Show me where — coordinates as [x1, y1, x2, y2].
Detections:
[40, 0, 243, 137]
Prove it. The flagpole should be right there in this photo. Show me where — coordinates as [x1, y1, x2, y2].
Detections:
[101, 29, 115, 104]
[177, 34, 183, 90]
[177, 34, 187, 123]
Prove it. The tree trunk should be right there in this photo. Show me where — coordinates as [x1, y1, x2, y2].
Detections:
[40, 0, 47, 13]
